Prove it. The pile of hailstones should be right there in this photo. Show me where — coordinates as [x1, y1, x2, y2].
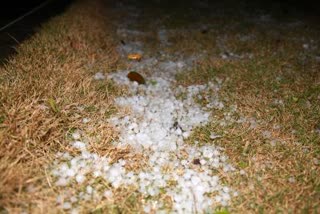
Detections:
[51, 57, 238, 213]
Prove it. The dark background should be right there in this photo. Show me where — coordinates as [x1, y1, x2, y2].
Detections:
[0, 0, 72, 64]
[0, 0, 319, 64]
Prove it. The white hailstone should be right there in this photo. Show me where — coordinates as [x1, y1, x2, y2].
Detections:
[213, 158, 220, 163]
[62, 202, 72, 210]
[143, 205, 152, 213]
[86, 186, 93, 194]
[56, 178, 68, 186]
[94, 72, 106, 80]
[213, 150, 220, 156]
[66, 169, 76, 177]
[223, 187, 230, 193]
[240, 170, 246, 175]
[220, 155, 227, 162]
[175, 128, 183, 135]
[221, 200, 228, 206]
[72, 132, 81, 140]
[104, 190, 113, 199]
[182, 131, 190, 138]
[262, 131, 272, 139]
[56, 195, 64, 204]
[215, 195, 222, 202]
[270, 140, 277, 147]
[76, 174, 85, 184]
[70, 196, 78, 203]
[59, 163, 69, 172]
[81, 151, 91, 159]
[93, 170, 102, 177]
[70, 209, 79, 214]
[82, 118, 90, 124]
[303, 44, 309, 49]
[200, 159, 207, 165]
[191, 176, 201, 185]
[288, 177, 296, 183]
[72, 141, 86, 150]
[62, 153, 71, 160]
[181, 160, 188, 166]
[202, 150, 213, 158]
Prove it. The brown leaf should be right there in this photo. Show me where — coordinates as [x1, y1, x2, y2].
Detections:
[192, 158, 201, 165]
[127, 71, 146, 84]
[127, 53, 142, 61]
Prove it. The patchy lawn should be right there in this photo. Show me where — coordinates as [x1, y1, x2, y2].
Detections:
[0, 0, 319, 213]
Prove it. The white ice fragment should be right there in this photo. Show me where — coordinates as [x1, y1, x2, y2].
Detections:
[76, 174, 85, 184]
[70, 196, 78, 203]
[56, 178, 68, 186]
[72, 132, 81, 140]
[56, 195, 64, 204]
[86, 185, 93, 194]
[104, 190, 113, 199]
[191, 176, 201, 185]
[262, 131, 272, 139]
[82, 118, 90, 124]
[288, 177, 296, 183]
[62, 202, 72, 210]
[66, 169, 76, 177]
[210, 133, 221, 140]
[72, 141, 86, 150]
[94, 72, 106, 80]
[200, 159, 207, 165]
[70, 209, 79, 214]
[143, 204, 151, 213]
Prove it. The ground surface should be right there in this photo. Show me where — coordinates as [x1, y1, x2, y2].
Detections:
[0, 0, 72, 64]
[0, 0, 319, 213]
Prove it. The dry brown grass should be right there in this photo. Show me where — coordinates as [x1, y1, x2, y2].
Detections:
[0, 0, 125, 212]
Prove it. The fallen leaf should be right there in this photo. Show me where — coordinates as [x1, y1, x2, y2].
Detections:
[127, 71, 146, 84]
[192, 158, 201, 165]
[128, 53, 142, 61]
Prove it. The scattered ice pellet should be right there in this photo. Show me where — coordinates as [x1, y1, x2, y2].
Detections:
[104, 190, 113, 199]
[76, 174, 85, 184]
[93, 72, 105, 80]
[288, 177, 296, 183]
[210, 132, 221, 140]
[262, 131, 272, 139]
[82, 118, 90, 124]
[62, 202, 72, 210]
[72, 132, 81, 140]
[70, 209, 79, 214]
[302, 44, 309, 49]
[72, 141, 86, 150]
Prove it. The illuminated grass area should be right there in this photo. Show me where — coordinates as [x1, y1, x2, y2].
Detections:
[0, 0, 319, 213]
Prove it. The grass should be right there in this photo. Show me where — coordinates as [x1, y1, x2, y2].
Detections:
[172, 7, 320, 212]
[0, 0, 127, 212]
[0, 0, 319, 213]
